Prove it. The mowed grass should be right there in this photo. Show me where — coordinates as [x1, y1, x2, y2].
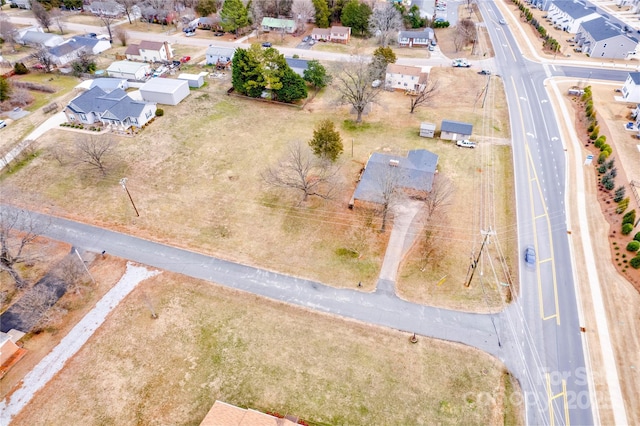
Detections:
[2, 65, 512, 304]
[11, 272, 511, 426]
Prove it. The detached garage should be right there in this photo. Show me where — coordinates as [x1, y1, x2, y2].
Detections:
[139, 78, 190, 105]
[178, 72, 208, 88]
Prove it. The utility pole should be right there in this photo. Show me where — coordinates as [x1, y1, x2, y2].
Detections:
[464, 228, 496, 287]
[120, 178, 139, 217]
[74, 248, 96, 285]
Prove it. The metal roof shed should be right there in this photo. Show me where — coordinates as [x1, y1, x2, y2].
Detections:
[139, 78, 190, 105]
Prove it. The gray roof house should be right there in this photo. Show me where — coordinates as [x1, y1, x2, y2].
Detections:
[9, 0, 31, 9]
[440, 120, 473, 141]
[621, 72, 640, 102]
[18, 31, 64, 48]
[352, 149, 439, 205]
[285, 58, 309, 77]
[397, 29, 434, 48]
[48, 37, 111, 65]
[575, 18, 639, 59]
[65, 86, 156, 130]
[546, 1, 600, 33]
[205, 46, 236, 67]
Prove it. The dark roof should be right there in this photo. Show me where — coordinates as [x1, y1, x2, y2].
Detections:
[441, 119, 473, 135]
[139, 40, 164, 50]
[353, 149, 439, 204]
[579, 17, 629, 42]
[66, 86, 151, 121]
[551, 1, 596, 19]
[398, 29, 434, 39]
[285, 57, 309, 76]
[49, 36, 103, 58]
[629, 72, 640, 85]
[125, 44, 141, 55]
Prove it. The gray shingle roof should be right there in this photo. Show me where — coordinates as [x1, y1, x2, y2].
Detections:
[398, 29, 434, 39]
[285, 57, 309, 76]
[353, 149, 439, 204]
[66, 86, 151, 122]
[579, 17, 629, 42]
[629, 72, 640, 85]
[441, 120, 473, 135]
[551, 1, 596, 19]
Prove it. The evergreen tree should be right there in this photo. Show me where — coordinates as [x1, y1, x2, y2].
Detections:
[312, 0, 330, 28]
[220, 0, 249, 34]
[0, 76, 11, 102]
[309, 119, 343, 162]
[303, 60, 330, 89]
[232, 48, 265, 97]
[341, 0, 371, 36]
[274, 66, 308, 103]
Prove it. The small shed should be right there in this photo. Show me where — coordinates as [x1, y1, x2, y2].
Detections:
[139, 78, 190, 105]
[178, 72, 208, 88]
[420, 122, 435, 138]
[440, 119, 473, 141]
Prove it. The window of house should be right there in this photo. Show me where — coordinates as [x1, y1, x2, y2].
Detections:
[80, 113, 86, 120]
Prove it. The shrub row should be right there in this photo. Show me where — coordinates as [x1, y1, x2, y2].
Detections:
[12, 81, 56, 93]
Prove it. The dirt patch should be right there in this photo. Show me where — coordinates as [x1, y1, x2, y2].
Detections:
[10, 272, 516, 425]
[436, 4, 495, 60]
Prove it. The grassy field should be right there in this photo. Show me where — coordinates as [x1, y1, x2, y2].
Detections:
[1, 63, 513, 306]
[11, 272, 519, 425]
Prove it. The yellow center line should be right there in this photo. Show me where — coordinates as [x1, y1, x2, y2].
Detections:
[546, 375, 569, 425]
[539, 258, 553, 264]
[524, 143, 561, 325]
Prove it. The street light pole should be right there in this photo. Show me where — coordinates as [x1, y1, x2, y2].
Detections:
[120, 178, 140, 217]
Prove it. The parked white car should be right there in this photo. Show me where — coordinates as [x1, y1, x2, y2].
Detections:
[456, 139, 476, 148]
[0, 119, 6, 129]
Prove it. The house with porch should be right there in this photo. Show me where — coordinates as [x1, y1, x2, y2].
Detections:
[261, 17, 296, 33]
[65, 86, 156, 129]
[310, 26, 352, 43]
[205, 46, 236, 68]
[397, 28, 434, 47]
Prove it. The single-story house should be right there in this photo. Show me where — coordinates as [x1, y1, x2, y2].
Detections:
[285, 57, 309, 77]
[178, 72, 208, 88]
[261, 17, 296, 33]
[546, 1, 599, 33]
[65, 86, 157, 129]
[330, 26, 351, 44]
[385, 64, 428, 91]
[200, 400, 299, 426]
[440, 120, 473, 141]
[139, 78, 190, 105]
[397, 28, 434, 48]
[18, 31, 64, 48]
[48, 36, 111, 65]
[621, 72, 640, 103]
[107, 60, 151, 80]
[351, 149, 439, 207]
[9, 0, 31, 9]
[76, 77, 129, 92]
[205, 45, 236, 68]
[575, 18, 639, 59]
[125, 40, 173, 62]
[86, 0, 125, 16]
[0, 331, 21, 366]
[420, 122, 436, 138]
[310, 26, 352, 43]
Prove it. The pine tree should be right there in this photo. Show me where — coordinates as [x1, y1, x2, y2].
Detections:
[220, 0, 249, 35]
[309, 119, 343, 162]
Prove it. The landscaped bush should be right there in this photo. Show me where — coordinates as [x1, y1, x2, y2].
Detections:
[627, 241, 640, 252]
[155, 108, 164, 116]
[623, 209, 636, 225]
[598, 164, 607, 174]
[622, 223, 634, 235]
[589, 129, 599, 140]
[614, 186, 626, 203]
[634, 232, 640, 242]
[597, 152, 607, 164]
[617, 198, 630, 214]
[594, 139, 603, 149]
[14, 62, 29, 75]
[630, 256, 640, 269]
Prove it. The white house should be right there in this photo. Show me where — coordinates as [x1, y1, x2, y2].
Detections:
[397, 29, 434, 48]
[385, 64, 428, 91]
[575, 18, 639, 59]
[125, 41, 173, 62]
[310, 26, 352, 43]
[139, 78, 190, 105]
[65, 86, 156, 129]
[47, 37, 111, 66]
[107, 60, 151, 80]
[17, 30, 64, 48]
[546, 1, 600, 33]
[621, 72, 640, 103]
[205, 46, 236, 68]
[9, 0, 31, 9]
[86, 0, 124, 17]
[76, 77, 129, 92]
[178, 72, 208, 88]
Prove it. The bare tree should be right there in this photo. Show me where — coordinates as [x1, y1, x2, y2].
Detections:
[53, 256, 90, 295]
[453, 18, 476, 52]
[74, 135, 117, 177]
[424, 175, 454, 218]
[409, 79, 439, 113]
[98, 12, 118, 41]
[419, 211, 448, 271]
[0, 208, 48, 288]
[375, 162, 406, 232]
[332, 57, 382, 124]
[291, 0, 314, 33]
[32, 1, 52, 32]
[419, 175, 454, 270]
[115, 0, 138, 24]
[30, 46, 55, 72]
[0, 14, 18, 51]
[113, 26, 129, 46]
[8, 89, 35, 107]
[368, 2, 403, 47]
[51, 9, 66, 34]
[17, 287, 64, 334]
[262, 141, 340, 203]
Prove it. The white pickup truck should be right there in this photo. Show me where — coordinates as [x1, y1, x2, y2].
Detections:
[452, 58, 471, 68]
